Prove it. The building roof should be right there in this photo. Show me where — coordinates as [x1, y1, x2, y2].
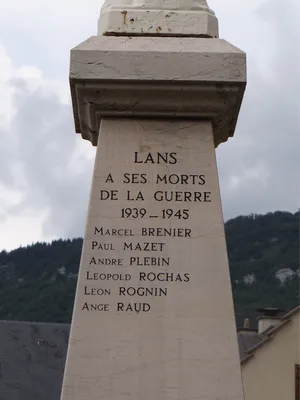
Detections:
[0, 320, 69, 400]
[0, 307, 298, 399]
[237, 330, 263, 360]
[239, 306, 300, 364]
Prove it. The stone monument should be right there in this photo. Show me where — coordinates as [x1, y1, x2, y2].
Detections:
[61, 1, 247, 399]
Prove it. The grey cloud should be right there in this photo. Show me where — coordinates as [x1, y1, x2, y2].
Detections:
[0, 78, 94, 241]
[1, 0, 299, 249]
[217, 0, 300, 219]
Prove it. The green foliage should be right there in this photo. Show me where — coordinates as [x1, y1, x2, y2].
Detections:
[0, 212, 298, 327]
[226, 211, 299, 326]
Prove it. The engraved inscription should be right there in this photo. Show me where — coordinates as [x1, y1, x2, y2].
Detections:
[81, 151, 212, 313]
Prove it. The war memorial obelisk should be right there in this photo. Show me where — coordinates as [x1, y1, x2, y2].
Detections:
[61, 1, 247, 399]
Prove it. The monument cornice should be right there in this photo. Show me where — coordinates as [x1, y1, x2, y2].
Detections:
[70, 36, 246, 147]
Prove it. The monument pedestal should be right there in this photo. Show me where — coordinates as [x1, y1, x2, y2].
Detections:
[61, 119, 244, 399]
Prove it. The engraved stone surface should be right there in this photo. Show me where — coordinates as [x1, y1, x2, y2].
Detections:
[98, 0, 219, 37]
[60, 119, 244, 400]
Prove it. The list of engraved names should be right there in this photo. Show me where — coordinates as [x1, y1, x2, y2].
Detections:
[81, 151, 212, 313]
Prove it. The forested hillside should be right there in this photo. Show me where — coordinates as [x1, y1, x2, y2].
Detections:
[0, 211, 298, 327]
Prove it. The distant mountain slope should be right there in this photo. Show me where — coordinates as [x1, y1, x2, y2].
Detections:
[226, 211, 299, 324]
[0, 211, 298, 326]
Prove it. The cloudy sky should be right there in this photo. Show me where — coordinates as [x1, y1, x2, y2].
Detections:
[0, 0, 299, 251]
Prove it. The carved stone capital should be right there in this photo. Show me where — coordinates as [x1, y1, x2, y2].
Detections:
[70, 36, 246, 147]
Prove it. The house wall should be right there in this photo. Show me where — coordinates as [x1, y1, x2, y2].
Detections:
[241, 311, 300, 400]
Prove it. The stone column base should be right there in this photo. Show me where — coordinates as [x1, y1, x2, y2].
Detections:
[60, 118, 244, 400]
